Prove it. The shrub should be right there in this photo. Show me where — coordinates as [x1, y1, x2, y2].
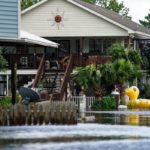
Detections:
[92, 96, 116, 111]
[0, 96, 12, 108]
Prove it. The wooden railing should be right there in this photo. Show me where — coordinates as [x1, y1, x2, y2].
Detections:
[71, 54, 111, 67]
[32, 54, 45, 88]
[2, 54, 43, 69]
[59, 54, 74, 101]
[85, 55, 112, 65]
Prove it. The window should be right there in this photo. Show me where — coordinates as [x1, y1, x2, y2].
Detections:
[76, 40, 80, 53]
[103, 38, 121, 51]
[89, 39, 102, 53]
[0, 75, 6, 96]
[0, 46, 16, 54]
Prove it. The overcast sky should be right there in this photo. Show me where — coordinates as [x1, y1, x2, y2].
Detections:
[118, 0, 150, 23]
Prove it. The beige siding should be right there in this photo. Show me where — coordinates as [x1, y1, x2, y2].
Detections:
[21, 0, 128, 37]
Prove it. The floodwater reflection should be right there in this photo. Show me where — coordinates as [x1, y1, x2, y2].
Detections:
[1, 112, 150, 150]
[89, 113, 150, 126]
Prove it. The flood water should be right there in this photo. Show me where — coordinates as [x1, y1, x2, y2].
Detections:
[1, 112, 150, 150]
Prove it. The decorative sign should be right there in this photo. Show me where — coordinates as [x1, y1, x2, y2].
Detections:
[48, 8, 67, 30]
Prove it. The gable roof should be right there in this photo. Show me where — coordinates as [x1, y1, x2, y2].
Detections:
[21, 0, 150, 37]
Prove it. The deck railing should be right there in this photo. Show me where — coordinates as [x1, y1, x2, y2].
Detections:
[71, 54, 111, 67]
[3, 54, 43, 69]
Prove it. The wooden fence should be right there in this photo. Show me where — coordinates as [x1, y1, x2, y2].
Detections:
[0, 101, 77, 126]
[68, 96, 96, 111]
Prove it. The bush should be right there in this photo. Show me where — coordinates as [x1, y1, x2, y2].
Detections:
[0, 96, 12, 108]
[92, 96, 116, 111]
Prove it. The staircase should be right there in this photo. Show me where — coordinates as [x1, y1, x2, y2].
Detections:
[44, 71, 65, 94]
[30, 54, 111, 101]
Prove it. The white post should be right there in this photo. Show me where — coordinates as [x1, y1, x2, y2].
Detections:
[80, 94, 86, 119]
[134, 40, 136, 50]
[6, 75, 9, 96]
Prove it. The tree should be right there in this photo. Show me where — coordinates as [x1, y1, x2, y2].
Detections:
[83, 0, 131, 18]
[21, 0, 41, 10]
[72, 64, 104, 98]
[139, 11, 150, 28]
[0, 55, 8, 71]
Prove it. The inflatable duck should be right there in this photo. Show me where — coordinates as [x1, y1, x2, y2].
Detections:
[125, 86, 140, 101]
[125, 86, 150, 109]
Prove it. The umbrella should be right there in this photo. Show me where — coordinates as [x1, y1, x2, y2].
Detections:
[19, 87, 40, 104]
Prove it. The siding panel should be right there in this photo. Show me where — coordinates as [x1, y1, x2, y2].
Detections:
[21, 0, 128, 37]
[0, 0, 19, 38]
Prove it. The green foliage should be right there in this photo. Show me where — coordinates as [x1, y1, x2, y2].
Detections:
[110, 43, 143, 84]
[0, 96, 12, 108]
[72, 43, 143, 97]
[21, 0, 41, 10]
[112, 59, 141, 84]
[92, 96, 116, 110]
[98, 63, 115, 87]
[83, 0, 97, 3]
[107, 43, 127, 61]
[72, 64, 101, 90]
[83, 0, 131, 18]
[128, 49, 143, 66]
[0, 55, 8, 71]
[16, 91, 22, 103]
[139, 11, 150, 28]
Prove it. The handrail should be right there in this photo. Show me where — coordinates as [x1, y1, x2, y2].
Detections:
[59, 54, 74, 101]
[32, 54, 45, 88]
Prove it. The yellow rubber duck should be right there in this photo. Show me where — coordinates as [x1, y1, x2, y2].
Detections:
[125, 86, 150, 109]
[125, 86, 139, 101]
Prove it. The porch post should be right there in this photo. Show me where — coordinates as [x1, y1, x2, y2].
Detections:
[128, 36, 131, 48]
[11, 63, 17, 105]
[79, 37, 84, 66]
[80, 37, 84, 54]
[128, 34, 134, 48]
[6, 75, 9, 96]
[134, 40, 136, 50]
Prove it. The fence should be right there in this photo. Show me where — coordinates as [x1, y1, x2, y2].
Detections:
[0, 101, 77, 126]
[68, 96, 96, 111]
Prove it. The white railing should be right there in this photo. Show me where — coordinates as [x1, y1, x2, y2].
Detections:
[68, 96, 96, 110]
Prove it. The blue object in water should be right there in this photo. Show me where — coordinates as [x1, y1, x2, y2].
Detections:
[19, 87, 40, 103]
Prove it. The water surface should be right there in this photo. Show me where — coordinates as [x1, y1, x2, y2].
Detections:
[1, 112, 150, 150]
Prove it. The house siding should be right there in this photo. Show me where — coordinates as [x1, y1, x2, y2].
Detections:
[0, 0, 19, 38]
[21, 0, 128, 37]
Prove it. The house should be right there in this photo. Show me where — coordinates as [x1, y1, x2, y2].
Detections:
[0, 0, 58, 97]
[20, 0, 150, 100]
[21, 0, 150, 52]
